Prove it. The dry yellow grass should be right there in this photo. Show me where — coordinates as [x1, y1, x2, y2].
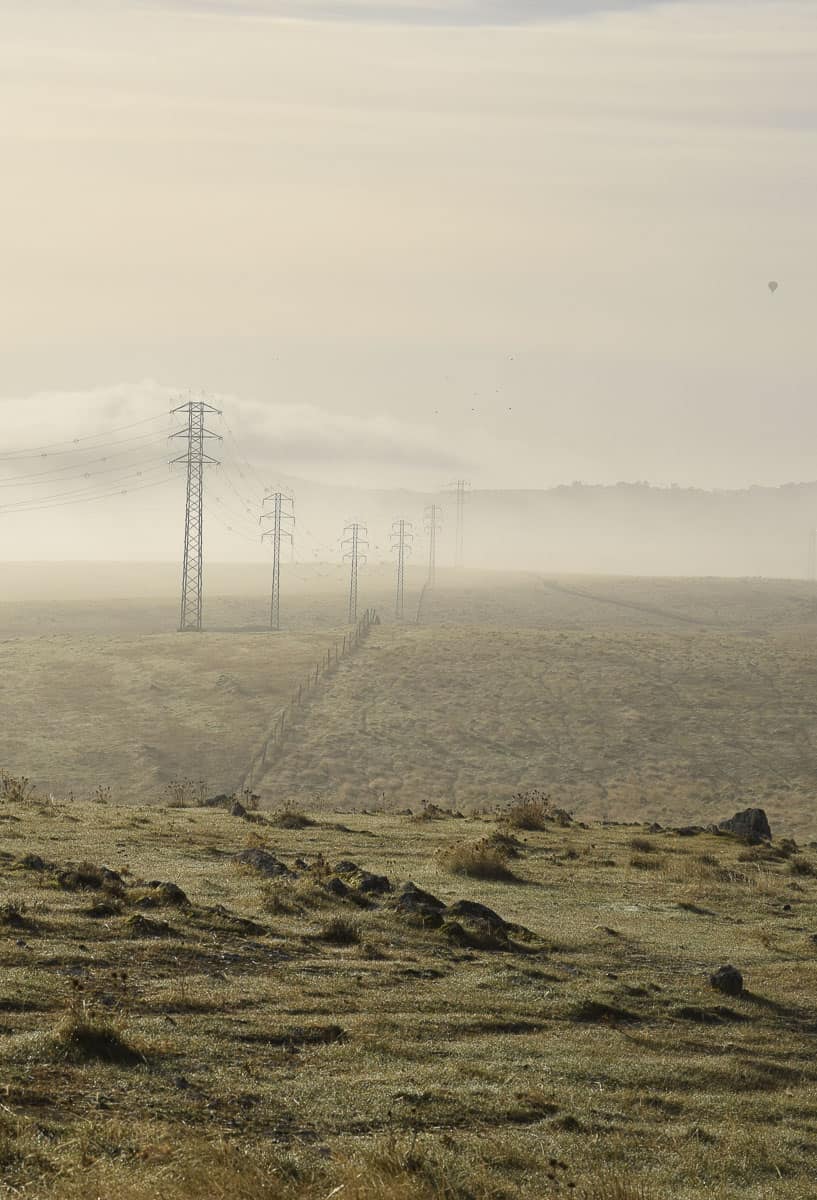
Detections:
[0, 791, 816, 1197]
[4, 570, 817, 837]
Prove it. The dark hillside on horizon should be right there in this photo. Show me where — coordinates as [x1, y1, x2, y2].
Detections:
[283, 478, 817, 578]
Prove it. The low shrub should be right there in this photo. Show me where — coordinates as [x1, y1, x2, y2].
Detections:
[502, 791, 551, 831]
[318, 916, 361, 945]
[439, 839, 518, 882]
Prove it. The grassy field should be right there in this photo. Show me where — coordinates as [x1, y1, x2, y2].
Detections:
[3, 566, 817, 837]
[0, 787, 815, 1199]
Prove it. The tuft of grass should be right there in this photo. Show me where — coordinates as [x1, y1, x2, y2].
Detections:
[581, 1173, 657, 1200]
[629, 853, 664, 871]
[569, 999, 640, 1025]
[629, 836, 658, 853]
[0, 898, 36, 931]
[56, 861, 123, 894]
[0, 770, 38, 804]
[318, 916, 361, 945]
[501, 791, 551, 831]
[438, 839, 518, 882]
[269, 809, 315, 830]
[51, 1012, 144, 1065]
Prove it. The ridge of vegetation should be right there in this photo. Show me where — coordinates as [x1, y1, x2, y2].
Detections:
[0, 784, 815, 1198]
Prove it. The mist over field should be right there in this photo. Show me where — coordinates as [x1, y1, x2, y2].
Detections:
[2, 1, 817, 1198]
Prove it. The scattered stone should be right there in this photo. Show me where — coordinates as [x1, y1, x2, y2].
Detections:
[674, 1005, 747, 1024]
[137, 881, 189, 907]
[392, 883, 446, 928]
[718, 808, 772, 844]
[56, 863, 124, 894]
[125, 913, 176, 938]
[333, 861, 392, 894]
[232, 849, 292, 878]
[270, 810, 315, 830]
[709, 964, 743, 997]
[445, 899, 534, 941]
[202, 793, 231, 809]
[324, 876, 351, 899]
[84, 900, 122, 919]
[14, 853, 50, 871]
[569, 999, 640, 1025]
[395, 883, 446, 912]
[236, 1023, 346, 1049]
[445, 898, 510, 929]
[229, 800, 247, 818]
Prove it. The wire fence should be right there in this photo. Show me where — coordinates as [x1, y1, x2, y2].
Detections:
[241, 608, 379, 795]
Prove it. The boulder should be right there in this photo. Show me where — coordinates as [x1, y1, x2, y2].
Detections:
[333, 860, 392, 894]
[445, 898, 509, 930]
[232, 849, 291, 878]
[718, 809, 771, 844]
[709, 964, 744, 997]
[392, 882, 446, 928]
[141, 881, 189, 906]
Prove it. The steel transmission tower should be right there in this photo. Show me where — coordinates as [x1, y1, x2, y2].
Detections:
[261, 491, 295, 630]
[448, 479, 470, 567]
[390, 519, 414, 619]
[342, 522, 368, 623]
[170, 399, 222, 632]
[424, 504, 442, 587]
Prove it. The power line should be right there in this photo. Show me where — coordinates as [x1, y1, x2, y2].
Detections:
[0, 449, 169, 492]
[261, 491, 295, 630]
[390, 518, 414, 619]
[0, 421, 170, 463]
[203, 501, 262, 545]
[220, 413, 269, 497]
[0, 460, 170, 512]
[210, 489, 261, 535]
[446, 479, 470, 568]
[0, 474, 175, 515]
[0, 437, 170, 486]
[170, 399, 222, 633]
[342, 521, 368, 624]
[424, 503, 442, 587]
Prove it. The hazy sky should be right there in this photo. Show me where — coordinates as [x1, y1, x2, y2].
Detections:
[1, 0, 816, 558]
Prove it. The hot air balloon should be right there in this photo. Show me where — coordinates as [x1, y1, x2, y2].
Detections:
[768, 281, 779, 294]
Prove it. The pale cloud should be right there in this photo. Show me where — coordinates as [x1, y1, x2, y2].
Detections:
[138, 0, 708, 22]
[1, 0, 816, 558]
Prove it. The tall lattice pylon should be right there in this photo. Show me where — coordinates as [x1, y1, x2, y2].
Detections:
[424, 504, 442, 587]
[447, 479, 470, 568]
[342, 522, 368, 624]
[170, 398, 222, 632]
[261, 491, 295, 630]
[390, 518, 414, 619]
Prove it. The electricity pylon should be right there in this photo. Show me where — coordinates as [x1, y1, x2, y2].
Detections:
[261, 491, 295, 630]
[342, 522, 368, 623]
[390, 519, 414, 619]
[424, 504, 442, 587]
[447, 479, 470, 567]
[170, 398, 222, 632]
